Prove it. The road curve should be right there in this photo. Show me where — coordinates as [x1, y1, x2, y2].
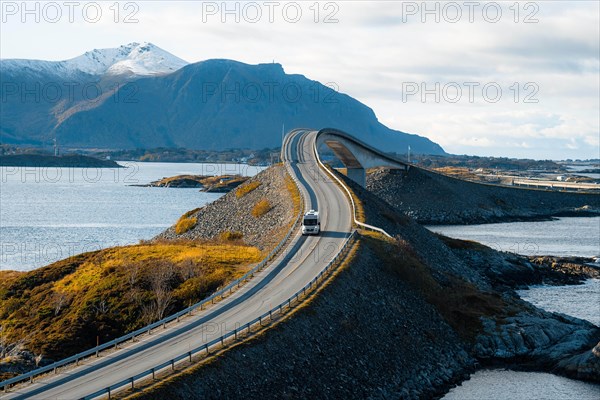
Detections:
[3, 130, 353, 399]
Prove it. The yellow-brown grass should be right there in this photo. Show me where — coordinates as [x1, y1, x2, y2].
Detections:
[434, 167, 484, 182]
[236, 181, 261, 198]
[252, 199, 272, 217]
[284, 173, 302, 215]
[175, 217, 197, 235]
[219, 231, 244, 241]
[0, 240, 261, 361]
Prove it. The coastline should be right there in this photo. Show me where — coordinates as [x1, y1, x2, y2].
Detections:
[0, 154, 122, 168]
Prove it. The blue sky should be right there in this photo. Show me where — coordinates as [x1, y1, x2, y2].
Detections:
[1, 1, 598, 160]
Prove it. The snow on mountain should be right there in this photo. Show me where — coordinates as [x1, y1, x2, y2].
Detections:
[1, 42, 188, 78]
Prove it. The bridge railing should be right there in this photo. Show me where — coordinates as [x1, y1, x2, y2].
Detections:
[80, 229, 356, 400]
[313, 131, 392, 238]
[1, 161, 306, 393]
[79, 136, 354, 400]
[2, 128, 365, 396]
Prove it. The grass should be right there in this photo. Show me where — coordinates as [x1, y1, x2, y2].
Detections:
[181, 207, 201, 219]
[362, 232, 506, 342]
[0, 240, 261, 364]
[236, 181, 261, 198]
[433, 167, 484, 182]
[175, 216, 197, 235]
[252, 199, 272, 218]
[284, 173, 302, 216]
[219, 231, 244, 241]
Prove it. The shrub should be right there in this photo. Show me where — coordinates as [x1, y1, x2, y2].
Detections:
[252, 199, 272, 217]
[236, 181, 261, 198]
[220, 231, 244, 241]
[181, 207, 201, 219]
[175, 217, 197, 235]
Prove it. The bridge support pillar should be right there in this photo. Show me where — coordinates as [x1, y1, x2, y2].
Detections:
[345, 168, 366, 187]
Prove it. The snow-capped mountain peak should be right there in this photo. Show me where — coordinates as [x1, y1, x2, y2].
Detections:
[0, 42, 188, 78]
[69, 42, 188, 76]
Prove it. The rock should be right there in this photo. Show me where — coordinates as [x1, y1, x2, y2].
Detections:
[555, 341, 600, 381]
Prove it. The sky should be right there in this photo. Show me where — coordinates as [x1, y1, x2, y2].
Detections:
[1, 1, 599, 160]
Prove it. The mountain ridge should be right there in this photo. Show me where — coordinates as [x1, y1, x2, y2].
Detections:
[0, 44, 445, 155]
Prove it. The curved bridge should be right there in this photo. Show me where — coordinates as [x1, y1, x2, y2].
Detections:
[315, 128, 409, 187]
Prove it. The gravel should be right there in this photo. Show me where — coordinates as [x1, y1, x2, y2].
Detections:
[156, 165, 296, 251]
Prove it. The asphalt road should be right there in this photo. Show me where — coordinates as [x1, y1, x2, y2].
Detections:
[4, 129, 353, 399]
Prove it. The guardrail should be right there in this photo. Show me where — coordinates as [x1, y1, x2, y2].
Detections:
[313, 130, 393, 238]
[1, 158, 306, 394]
[513, 179, 600, 191]
[81, 229, 357, 400]
[77, 130, 354, 399]
[2, 128, 363, 398]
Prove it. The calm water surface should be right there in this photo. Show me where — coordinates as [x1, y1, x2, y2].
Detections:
[0, 162, 263, 271]
[428, 217, 600, 257]
[443, 369, 600, 400]
[434, 217, 600, 399]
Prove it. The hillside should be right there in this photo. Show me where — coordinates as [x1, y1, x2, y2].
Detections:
[0, 42, 187, 147]
[157, 165, 300, 250]
[1, 164, 598, 394]
[367, 166, 600, 224]
[0, 241, 261, 379]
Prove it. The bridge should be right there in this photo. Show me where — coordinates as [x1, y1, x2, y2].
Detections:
[512, 178, 600, 192]
[1, 128, 396, 399]
[316, 128, 409, 187]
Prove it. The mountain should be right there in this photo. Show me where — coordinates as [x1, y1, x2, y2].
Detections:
[0, 44, 445, 155]
[1, 42, 188, 78]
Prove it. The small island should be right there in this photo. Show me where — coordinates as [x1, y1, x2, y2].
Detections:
[145, 174, 249, 192]
[0, 154, 122, 168]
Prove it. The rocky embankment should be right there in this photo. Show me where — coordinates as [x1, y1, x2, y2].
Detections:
[133, 167, 599, 400]
[367, 166, 600, 224]
[352, 173, 600, 384]
[156, 165, 296, 251]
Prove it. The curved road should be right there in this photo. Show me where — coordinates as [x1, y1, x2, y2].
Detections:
[3, 130, 353, 399]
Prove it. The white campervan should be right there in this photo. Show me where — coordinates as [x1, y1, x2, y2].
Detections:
[301, 210, 320, 235]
